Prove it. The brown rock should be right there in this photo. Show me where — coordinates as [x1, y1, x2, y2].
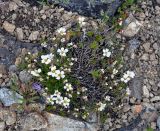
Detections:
[0, 64, 6, 74]
[15, 57, 21, 66]
[133, 105, 142, 114]
[2, 21, 15, 33]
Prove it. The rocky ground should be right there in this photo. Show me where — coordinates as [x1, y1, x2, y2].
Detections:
[0, 0, 160, 131]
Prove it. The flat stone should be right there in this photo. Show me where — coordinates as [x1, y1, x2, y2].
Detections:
[157, 0, 160, 5]
[43, 112, 98, 131]
[20, 112, 48, 130]
[141, 53, 149, 61]
[0, 108, 16, 125]
[48, 0, 123, 18]
[2, 21, 15, 33]
[128, 39, 141, 52]
[157, 116, 160, 129]
[0, 88, 23, 106]
[129, 77, 143, 100]
[9, 2, 18, 11]
[150, 96, 160, 102]
[28, 31, 39, 41]
[123, 105, 131, 112]
[0, 64, 7, 74]
[0, 121, 5, 131]
[143, 86, 149, 98]
[16, 28, 24, 40]
[19, 70, 32, 83]
[122, 14, 142, 37]
[9, 65, 18, 73]
[143, 42, 151, 52]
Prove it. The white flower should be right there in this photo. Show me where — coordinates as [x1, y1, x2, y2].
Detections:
[105, 96, 111, 101]
[103, 48, 111, 57]
[67, 42, 73, 46]
[61, 38, 66, 43]
[82, 87, 87, 92]
[47, 96, 54, 105]
[98, 102, 106, 111]
[121, 71, 135, 83]
[69, 62, 74, 66]
[126, 71, 135, 78]
[47, 66, 57, 77]
[56, 27, 66, 35]
[56, 95, 63, 105]
[64, 83, 73, 91]
[41, 42, 47, 47]
[113, 69, 118, 75]
[30, 68, 41, 77]
[41, 53, 54, 64]
[57, 47, 68, 57]
[55, 70, 65, 80]
[126, 88, 131, 95]
[78, 16, 86, 26]
[62, 97, 70, 108]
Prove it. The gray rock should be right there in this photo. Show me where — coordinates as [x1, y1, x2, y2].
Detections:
[9, 2, 18, 11]
[0, 88, 23, 106]
[0, 108, 16, 125]
[87, 112, 97, 123]
[43, 112, 99, 131]
[19, 70, 32, 83]
[122, 14, 142, 37]
[143, 42, 151, 52]
[123, 105, 131, 112]
[0, 121, 5, 131]
[128, 39, 141, 52]
[157, 0, 160, 5]
[20, 112, 48, 130]
[157, 116, 160, 129]
[48, 0, 123, 18]
[16, 28, 24, 40]
[28, 31, 39, 41]
[150, 96, 160, 102]
[130, 77, 143, 100]
[9, 65, 18, 73]
[141, 53, 149, 61]
[0, 64, 7, 74]
[143, 86, 149, 98]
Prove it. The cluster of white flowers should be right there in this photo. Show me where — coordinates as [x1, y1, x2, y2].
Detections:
[78, 16, 86, 26]
[121, 71, 135, 83]
[47, 90, 70, 108]
[105, 95, 111, 101]
[103, 48, 111, 57]
[57, 47, 68, 57]
[64, 83, 73, 92]
[97, 102, 106, 111]
[111, 69, 119, 78]
[48, 66, 65, 80]
[56, 27, 66, 35]
[31, 69, 41, 77]
[41, 53, 54, 65]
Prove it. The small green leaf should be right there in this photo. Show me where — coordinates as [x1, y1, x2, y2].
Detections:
[90, 41, 99, 49]
[91, 70, 101, 79]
